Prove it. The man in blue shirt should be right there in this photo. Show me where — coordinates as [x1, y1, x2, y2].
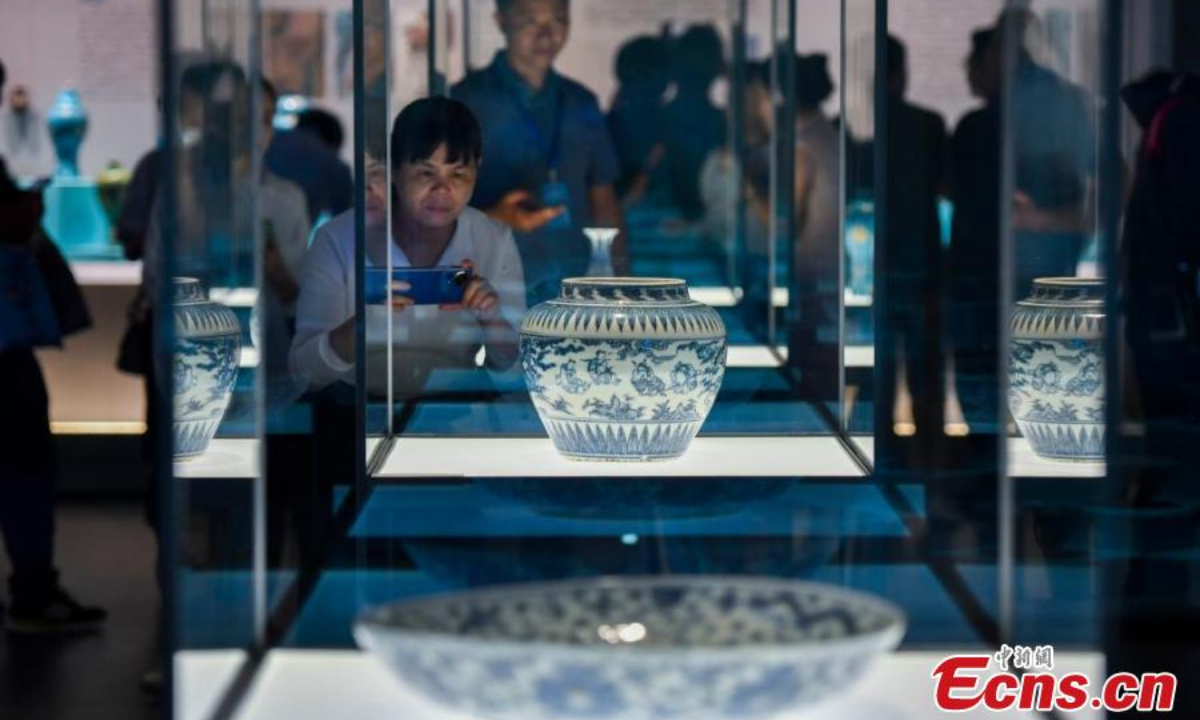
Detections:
[452, 0, 625, 305]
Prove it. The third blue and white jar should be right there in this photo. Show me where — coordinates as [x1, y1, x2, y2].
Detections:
[174, 277, 241, 461]
[520, 278, 727, 461]
[1008, 277, 1105, 462]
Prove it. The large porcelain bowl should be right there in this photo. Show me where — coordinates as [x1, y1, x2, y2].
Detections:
[354, 576, 905, 720]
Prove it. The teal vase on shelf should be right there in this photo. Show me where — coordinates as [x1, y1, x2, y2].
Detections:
[47, 89, 87, 178]
[844, 198, 874, 300]
[42, 89, 114, 258]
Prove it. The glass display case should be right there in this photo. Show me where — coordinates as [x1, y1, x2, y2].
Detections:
[160, 1, 1200, 718]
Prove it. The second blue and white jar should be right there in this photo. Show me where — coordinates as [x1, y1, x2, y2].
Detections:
[520, 278, 727, 461]
[174, 277, 241, 461]
[1008, 277, 1105, 462]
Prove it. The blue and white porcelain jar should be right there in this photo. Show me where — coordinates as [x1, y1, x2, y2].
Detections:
[173, 278, 241, 461]
[1008, 277, 1104, 462]
[520, 278, 726, 461]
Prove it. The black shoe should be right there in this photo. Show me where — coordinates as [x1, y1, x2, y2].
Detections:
[5, 587, 107, 635]
[140, 669, 163, 697]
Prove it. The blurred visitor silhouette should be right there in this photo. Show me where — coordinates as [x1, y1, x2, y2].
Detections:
[452, 0, 625, 306]
[606, 35, 669, 206]
[661, 24, 727, 222]
[265, 106, 353, 228]
[0, 58, 105, 634]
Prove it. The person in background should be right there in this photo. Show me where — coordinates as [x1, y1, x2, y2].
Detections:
[606, 35, 669, 206]
[0, 58, 106, 634]
[265, 106, 353, 228]
[116, 54, 217, 264]
[744, 53, 839, 257]
[1001, 9, 1096, 293]
[743, 54, 839, 346]
[451, 0, 625, 306]
[257, 79, 313, 404]
[947, 28, 1002, 430]
[661, 24, 727, 222]
[1113, 68, 1200, 715]
[295, 109, 346, 155]
[698, 59, 770, 253]
[1, 84, 47, 181]
[949, 12, 1093, 428]
[290, 97, 524, 398]
[882, 35, 948, 452]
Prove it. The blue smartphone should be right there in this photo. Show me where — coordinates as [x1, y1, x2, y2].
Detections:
[540, 179, 572, 230]
[364, 266, 473, 305]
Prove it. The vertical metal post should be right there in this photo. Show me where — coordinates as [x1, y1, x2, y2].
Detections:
[382, 0, 394, 437]
[731, 0, 748, 292]
[156, 0, 178, 715]
[429, 0, 447, 95]
[871, 0, 890, 465]
[353, 0, 369, 510]
[247, 0, 267, 648]
[996, 0, 1019, 646]
[836, 0, 848, 428]
[768, 0, 796, 349]
[463, 0, 473, 71]
[1098, 0, 1124, 665]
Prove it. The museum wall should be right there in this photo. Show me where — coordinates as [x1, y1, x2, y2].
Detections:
[0, 0, 1129, 184]
[0, 0, 157, 178]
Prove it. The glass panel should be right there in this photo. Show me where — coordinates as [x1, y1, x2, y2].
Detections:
[1107, 0, 1200, 702]
[168, 0, 266, 706]
[842, 0, 875, 439]
[257, 0, 357, 655]
[366, 0, 814, 444]
[885, 0, 1006, 658]
[1000, 0, 1107, 648]
[363, 0, 391, 446]
[165, 2, 1192, 716]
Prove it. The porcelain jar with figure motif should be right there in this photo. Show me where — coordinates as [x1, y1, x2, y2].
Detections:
[520, 278, 726, 461]
[173, 277, 241, 460]
[1008, 277, 1104, 462]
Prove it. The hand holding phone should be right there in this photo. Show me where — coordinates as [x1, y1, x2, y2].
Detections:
[364, 266, 473, 306]
[438, 259, 501, 322]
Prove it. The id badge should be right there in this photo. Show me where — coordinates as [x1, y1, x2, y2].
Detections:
[540, 179, 572, 230]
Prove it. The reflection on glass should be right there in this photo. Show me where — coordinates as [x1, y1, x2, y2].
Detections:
[450, 0, 627, 308]
[166, 0, 267, 697]
[582, 226, 619, 276]
[844, 198, 874, 300]
[842, 0, 875, 435]
[292, 98, 523, 401]
[353, 576, 904, 717]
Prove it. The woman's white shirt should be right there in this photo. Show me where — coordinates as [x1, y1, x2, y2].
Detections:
[289, 206, 526, 396]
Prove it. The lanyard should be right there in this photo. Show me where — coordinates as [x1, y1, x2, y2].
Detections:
[508, 81, 566, 177]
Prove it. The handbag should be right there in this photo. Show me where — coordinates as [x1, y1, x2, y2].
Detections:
[117, 290, 152, 375]
[0, 241, 62, 351]
[32, 231, 92, 339]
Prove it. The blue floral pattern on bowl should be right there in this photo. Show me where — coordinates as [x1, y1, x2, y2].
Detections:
[520, 278, 726, 461]
[1008, 277, 1104, 462]
[355, 576, 906, 720]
